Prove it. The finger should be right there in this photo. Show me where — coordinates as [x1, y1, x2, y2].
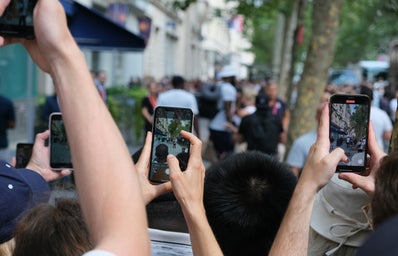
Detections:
[338, 172, 375, 196]
[0, 0, 11, 20]
[180, 130, 202, 164]
[11, 157, 16, 167]
[326, 147, 347, 168]
[316, 103, 330, 146]
[38, 130, 50, 140]
[60, 169, 72, 177]
[167, 154, 182, 178]
[136, 132, 152, 173]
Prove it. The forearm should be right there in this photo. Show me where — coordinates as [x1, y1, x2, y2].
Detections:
[269, 181, 317, 256]
[183, 206, 223, 256]
[49, 46, 149, 254]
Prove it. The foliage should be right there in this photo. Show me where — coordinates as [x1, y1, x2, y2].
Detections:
[333, 0, 398, 67]
[107, 86, 148, 143]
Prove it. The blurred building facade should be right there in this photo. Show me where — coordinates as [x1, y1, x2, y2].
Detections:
[1, 0, 254, 145]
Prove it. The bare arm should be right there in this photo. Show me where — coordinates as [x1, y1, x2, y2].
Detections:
[12, 0, 150, 254]
[169, 131, 223, 256]
[269, 104, 346, 256]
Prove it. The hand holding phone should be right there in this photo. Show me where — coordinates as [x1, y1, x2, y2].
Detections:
[49, 112, 73, 169]
[149, 106, 193, 183]
[329, 94, 371, 172]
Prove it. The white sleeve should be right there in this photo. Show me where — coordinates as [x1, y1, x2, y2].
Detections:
[82, 250, 116, 256]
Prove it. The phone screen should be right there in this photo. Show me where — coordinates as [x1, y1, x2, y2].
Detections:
[149, 106, 193, 183]
[49, 113, 73, 169]
[329, 94, 370, 172]
[0, 0, 37, 38]
[16, 143, 33, 168]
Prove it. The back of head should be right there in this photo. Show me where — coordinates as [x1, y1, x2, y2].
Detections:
[372, 153, 398, 228]
[255, 93, 270, 112]
[204, 151, 297, 255]
[360, 85, 373, 101]
[13, 198, 91, 256]
[171, 75, 185, 89]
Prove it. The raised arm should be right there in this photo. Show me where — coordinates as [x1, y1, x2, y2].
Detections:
[168, 131, 223, 256]
[269, 104, 346, 256]
[3, 0, 150, 254]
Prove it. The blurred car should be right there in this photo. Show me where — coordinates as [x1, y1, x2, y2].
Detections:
[327, 68, 361, 87]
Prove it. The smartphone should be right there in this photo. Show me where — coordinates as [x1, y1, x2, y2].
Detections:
[149, 106, 193, 183]
[0, 0, 37, 39]
[16, 143, 33, 168]
[49, 112, 73, 169]
[329, 94, 371, 172]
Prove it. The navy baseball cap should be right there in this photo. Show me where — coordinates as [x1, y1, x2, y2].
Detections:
[356, 214, 398, 256]
[0, 160, 50, 243]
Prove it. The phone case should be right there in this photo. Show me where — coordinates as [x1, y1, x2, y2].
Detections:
[329, 94, 370, 172]
[148, 106, 193, 183]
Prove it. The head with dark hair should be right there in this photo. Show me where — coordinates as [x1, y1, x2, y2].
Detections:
[204, 151, 297, 255]
[360, 86, 373, 101]
[155, 144, 169, 163]
[372, 153, 398, 228]
[13, 198, 91, 256]
[171, 75, 185, 89]
[255, 93, 270, 111]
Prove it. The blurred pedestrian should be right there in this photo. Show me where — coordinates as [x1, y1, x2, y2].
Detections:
[263, 82, 289, 161]
[94, 70, 107, 103]
[157, 75, 200, 137]
[209, 65, 238, 160]
[41, 93, 60, 124]
[232, 93, 283, 157]
[141, 81, 159, 133]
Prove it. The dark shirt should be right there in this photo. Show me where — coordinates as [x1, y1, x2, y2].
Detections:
[0, 95, 15, 148]
[42, 95, 60, 123]
[270, 98, 287, 119]
[239, 110, 283, 155]
[142, 96, 155, 132]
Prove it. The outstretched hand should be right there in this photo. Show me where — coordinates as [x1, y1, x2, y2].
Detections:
[135, 132, 172, 205]
[168, 130, 205, 213]
[300, 103, 347, 192]
[26, 130, 71, 182]
[338, 122, 387, 196]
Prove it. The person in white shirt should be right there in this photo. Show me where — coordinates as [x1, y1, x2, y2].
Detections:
[157, 75, 200, 137]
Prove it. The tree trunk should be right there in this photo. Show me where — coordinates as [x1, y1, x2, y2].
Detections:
[278, 0, 298, 102]
[285, 0, 307, 108]
[286, 0, 344, 153]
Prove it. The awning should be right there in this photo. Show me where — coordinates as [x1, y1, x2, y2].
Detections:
[60, 0, 146, 51]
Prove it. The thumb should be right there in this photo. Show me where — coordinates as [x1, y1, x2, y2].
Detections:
[11, 157, 16, 167]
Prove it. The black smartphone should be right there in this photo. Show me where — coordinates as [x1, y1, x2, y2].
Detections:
[16, 143, 33, 168]
[149, 106, 193, 183]
[0, 0, 37, 39]
[49, 112, 73, 169]
[329, 94, 371, 172]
